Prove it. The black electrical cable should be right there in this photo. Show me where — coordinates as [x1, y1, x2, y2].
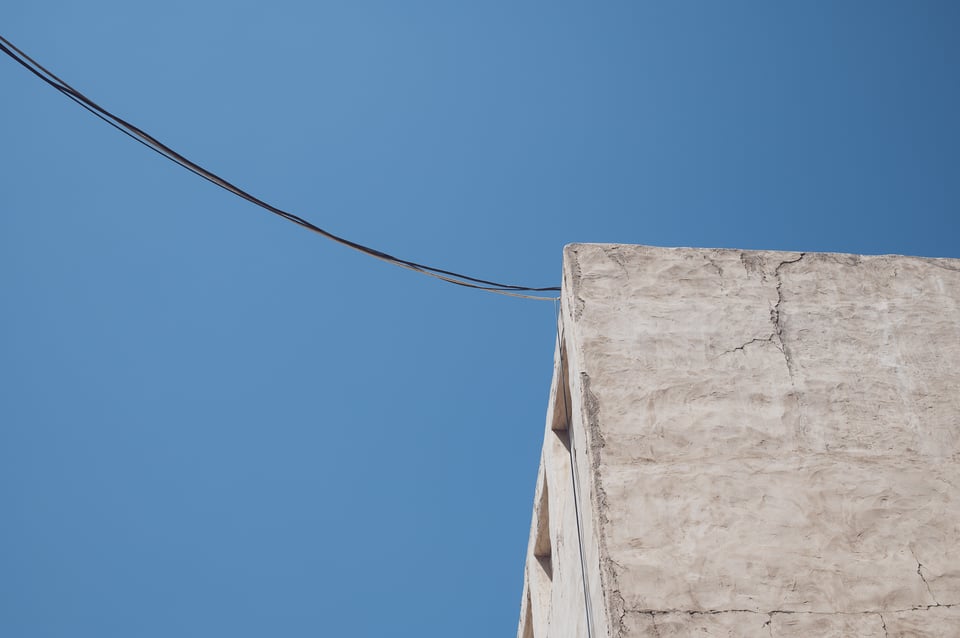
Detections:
[0, 34, 561, 300]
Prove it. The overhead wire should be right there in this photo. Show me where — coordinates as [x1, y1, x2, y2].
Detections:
[0, 34, 561, 301]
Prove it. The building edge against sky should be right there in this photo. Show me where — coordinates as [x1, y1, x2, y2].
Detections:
[519, 244, 960, 638]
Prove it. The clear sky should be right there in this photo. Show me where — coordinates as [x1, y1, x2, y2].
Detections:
[2, 2, 958, 637]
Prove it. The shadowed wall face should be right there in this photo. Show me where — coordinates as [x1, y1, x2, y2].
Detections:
[521, 244, 960, 638]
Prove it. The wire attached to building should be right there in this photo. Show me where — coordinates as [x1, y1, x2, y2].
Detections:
[0, 34, 561, 301]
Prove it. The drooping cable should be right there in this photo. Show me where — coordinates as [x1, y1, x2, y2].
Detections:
[0, 34, 561, 300]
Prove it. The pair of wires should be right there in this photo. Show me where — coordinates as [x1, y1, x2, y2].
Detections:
[0, 34, 561, 301]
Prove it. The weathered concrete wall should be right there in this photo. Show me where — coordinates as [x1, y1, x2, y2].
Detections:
[519, 244, 960, 638]
[518, 332, 611, 638]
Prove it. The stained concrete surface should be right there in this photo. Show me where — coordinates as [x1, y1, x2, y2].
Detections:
[519, 245, 960, 638]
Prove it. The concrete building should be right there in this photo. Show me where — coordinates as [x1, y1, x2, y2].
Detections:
[518, 245, 960, 638]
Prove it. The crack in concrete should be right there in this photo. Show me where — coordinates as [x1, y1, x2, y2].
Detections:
[770, 253, 807, 439]
[643, 609, 765, 616]
[627, 605, 956, 637]
[648, 612, 662, 638]
[771, 253, 805, 364]
[917, 563, 939, 605]
[721, 253, 805, 359]
[719, 334, 781, 356]
[910, 547, 940, 606]
[631, 603, 956, 616]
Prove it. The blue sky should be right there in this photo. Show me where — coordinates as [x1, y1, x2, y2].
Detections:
[2, 2, 958, 636]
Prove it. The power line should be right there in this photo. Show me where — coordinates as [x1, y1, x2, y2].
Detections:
[0, 34, 561, 301]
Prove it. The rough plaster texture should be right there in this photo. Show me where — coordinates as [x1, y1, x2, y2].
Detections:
[518, 245, 960, 638]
